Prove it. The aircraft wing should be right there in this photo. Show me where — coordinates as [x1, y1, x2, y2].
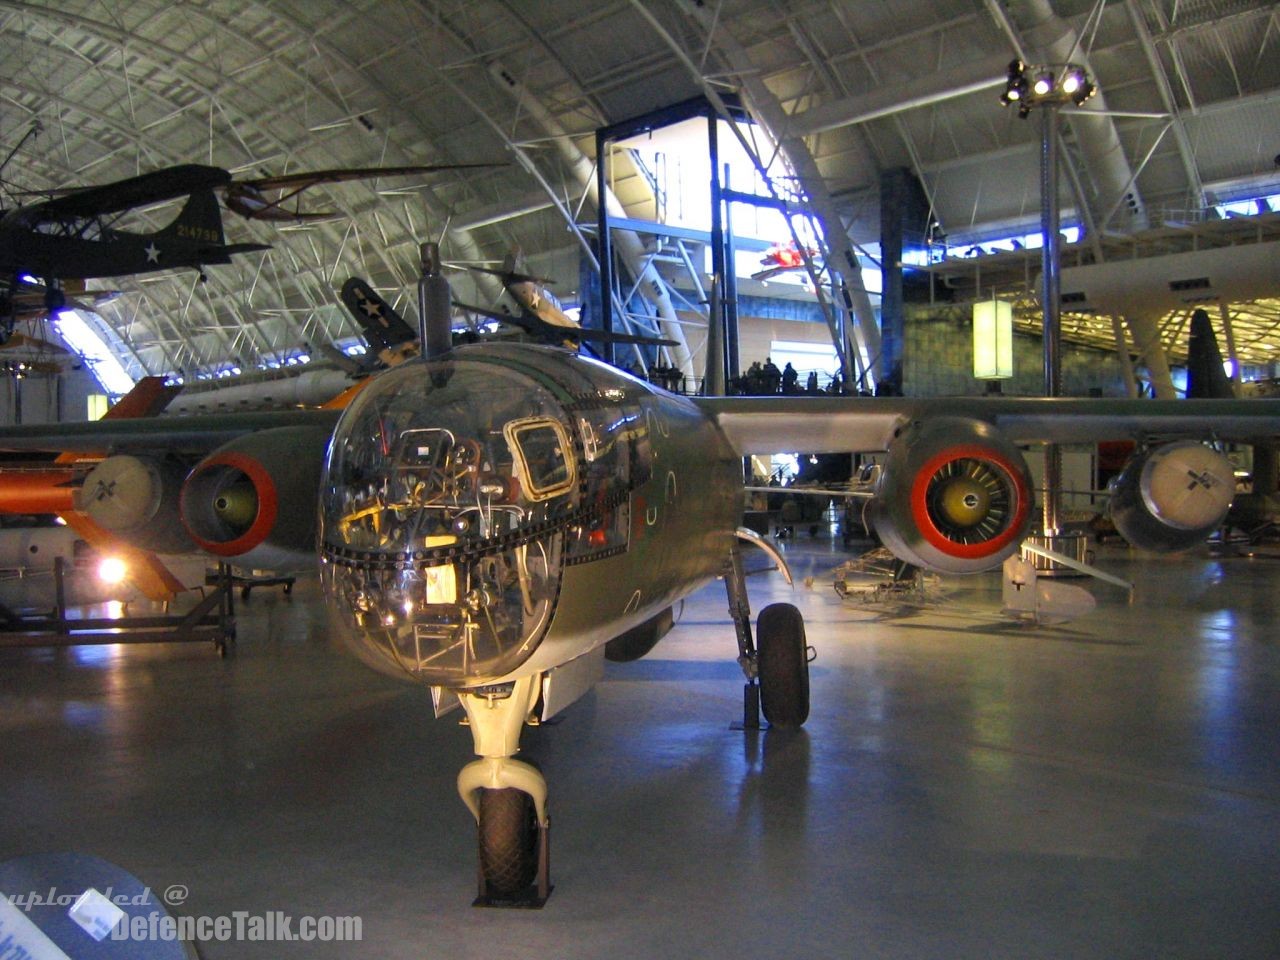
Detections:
[5, 392, 1277, 459]
[0, 386, 1275, 584]
[5, 391, 1277, 462]
[0, 408, 340, 455]
[456, 300, 677, 348]
[0, 406, 342, 575]
[235, 164, 502, 193]
[15, 165, 232, 224]
[224, 164, 504, 221]
[696, 395, 1280, 455]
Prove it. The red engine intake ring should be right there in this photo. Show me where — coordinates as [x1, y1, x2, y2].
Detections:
[909, 444, 1031, 560]
[182, 451, 278, 557]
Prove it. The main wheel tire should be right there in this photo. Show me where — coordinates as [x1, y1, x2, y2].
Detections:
[757, 602, 809, 728]
[478, 788, 538, 895]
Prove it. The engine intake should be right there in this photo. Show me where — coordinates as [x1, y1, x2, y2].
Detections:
[871, 417, 1033, 574]
[181, 426, 330, 571]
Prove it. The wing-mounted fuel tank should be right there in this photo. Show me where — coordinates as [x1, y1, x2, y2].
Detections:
[1109, 441, 1235, 552]
[870, 417, 1034, 573]
[180, 425, 333, 570]
[75, 454, 195, 554]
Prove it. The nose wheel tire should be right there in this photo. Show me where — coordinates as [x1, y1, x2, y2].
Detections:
[478, 787, 539, 896]
[756, 602, 810, 728]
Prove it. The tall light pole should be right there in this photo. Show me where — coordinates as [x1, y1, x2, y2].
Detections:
[1001, 60, 1097, 559]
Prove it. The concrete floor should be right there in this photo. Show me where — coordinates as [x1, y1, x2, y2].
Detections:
[2, 535, 1279, 958]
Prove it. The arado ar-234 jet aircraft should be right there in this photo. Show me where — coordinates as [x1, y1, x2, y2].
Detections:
[2, 246, 1278, 906]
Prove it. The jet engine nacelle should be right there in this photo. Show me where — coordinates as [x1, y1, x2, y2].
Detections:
[870, 417, 1034, 574]
[1109, 441, 1235, 552]
[180, 426, 331, 571]
[75, 454, 195, 554]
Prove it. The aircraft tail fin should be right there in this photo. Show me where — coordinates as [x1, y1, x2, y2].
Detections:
[340, 277, 418, 355]
[52, 377, 179, 466]
[155, 188, 227, 246]
[103, 375, 182, 419]
[321, 380, 374, 410]
[1185, 309, 1236, 399]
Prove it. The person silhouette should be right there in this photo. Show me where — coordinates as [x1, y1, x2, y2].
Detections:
[762, 357, 781, 394]
[781, 362, 798, 394]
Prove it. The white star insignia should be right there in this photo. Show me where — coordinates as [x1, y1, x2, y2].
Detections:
[144, 242, 161, 264]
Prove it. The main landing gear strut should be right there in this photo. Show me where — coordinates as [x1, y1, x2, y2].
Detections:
[725, 539, 812, 729]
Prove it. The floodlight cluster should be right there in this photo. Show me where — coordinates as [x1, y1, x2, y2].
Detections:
[1000, 60, 1096, 117]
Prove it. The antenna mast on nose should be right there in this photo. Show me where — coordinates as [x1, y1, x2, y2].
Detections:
[418, 241, 453, 359]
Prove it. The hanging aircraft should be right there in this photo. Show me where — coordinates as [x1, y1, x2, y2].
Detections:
[340, 254, 674, 352]
[751, 239, 822, 282]
[459, 255, 678, 350]
[1, 246, 1279, 906]
[339, 276, 423, 366]
[0, 162, 496, 340]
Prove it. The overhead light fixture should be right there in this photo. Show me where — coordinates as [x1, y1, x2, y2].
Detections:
[1000, 61, 1097, 116]
[1070, 79, 1096, 106]
[999, 60, 1030, 108]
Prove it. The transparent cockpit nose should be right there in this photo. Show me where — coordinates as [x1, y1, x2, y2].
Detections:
[319, 358, 575, 685]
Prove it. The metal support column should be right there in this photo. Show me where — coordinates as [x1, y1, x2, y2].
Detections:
[1040, 104, 1063, 537]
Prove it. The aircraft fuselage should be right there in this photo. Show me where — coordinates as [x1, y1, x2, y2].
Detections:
[0, 229, 234, 281]
[0, 186, 262, 282]
[319, 344, 742, 690]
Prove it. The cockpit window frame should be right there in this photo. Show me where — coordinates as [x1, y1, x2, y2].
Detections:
[503, 416, 577, 502]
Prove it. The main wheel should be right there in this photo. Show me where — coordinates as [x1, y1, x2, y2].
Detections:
[756, 602, 809, 728]
[478, 788, 538, 895]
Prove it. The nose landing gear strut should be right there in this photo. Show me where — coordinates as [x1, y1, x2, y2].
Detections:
[456, 675, 552, 907]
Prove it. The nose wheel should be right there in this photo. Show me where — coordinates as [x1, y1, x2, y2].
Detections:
[456, 678, 552, 907]
[478, 787, 542, 898]
[459, 760, 552, 908]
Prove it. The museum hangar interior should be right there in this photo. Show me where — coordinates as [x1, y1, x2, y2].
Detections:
[0, 1, 1278, 957]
